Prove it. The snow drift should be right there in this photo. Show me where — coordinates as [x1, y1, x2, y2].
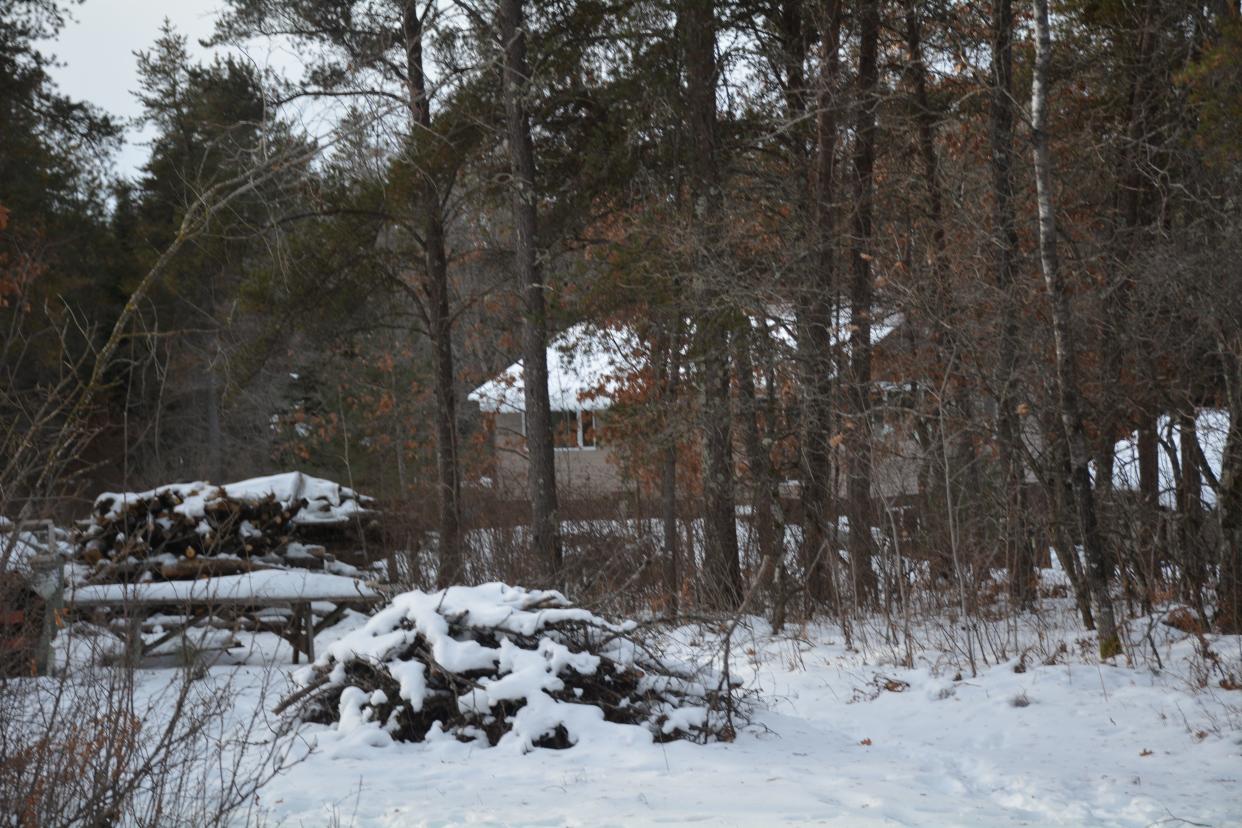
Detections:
[281, 583, 731, 751]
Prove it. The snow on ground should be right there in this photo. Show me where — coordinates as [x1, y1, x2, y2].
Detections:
[161, 598, 1239, 827]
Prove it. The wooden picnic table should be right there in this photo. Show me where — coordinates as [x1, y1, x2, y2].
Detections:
[68, 570, 384, 663]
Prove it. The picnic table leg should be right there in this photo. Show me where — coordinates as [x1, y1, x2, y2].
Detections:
[290, 604, 300, 665]
[125, 612, 143, 668]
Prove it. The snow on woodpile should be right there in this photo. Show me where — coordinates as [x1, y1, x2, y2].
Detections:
[282, 583, 732, 752]
[76, 472, 374, 581]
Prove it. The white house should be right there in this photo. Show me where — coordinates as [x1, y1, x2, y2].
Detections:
[469, 323, 638, 498]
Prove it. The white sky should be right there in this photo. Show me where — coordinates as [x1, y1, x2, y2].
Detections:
[43, 0, 294, 179]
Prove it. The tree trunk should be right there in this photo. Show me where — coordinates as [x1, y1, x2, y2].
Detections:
[1135, 414, 1159, 611]
[657, 327, 682, 616]
[1177, 411, 1208, 622]
[799, 0, 841, 611]
[904, 8, 945, 276]
[735, 324, 781, 614]
[1031, 0, 1120, 657]
[1216, 345, 1242, 633]
[205, 349, 223, 482]
[499, 0, 561, 580]
[1049, 423, 1097, 629]
[403, 0, 463, 586]
[682, 0, 740, 609]
[987, 0, 1032, 607]
[1099, 0, 1159, 610]
[846, 0, 880, 605]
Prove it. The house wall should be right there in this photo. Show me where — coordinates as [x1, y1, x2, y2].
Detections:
[491, 411, 628, 499]
[488, 408, 923, 504]
[869, 435, 924, 501]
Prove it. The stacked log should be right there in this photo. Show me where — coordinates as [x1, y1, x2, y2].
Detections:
[76, 474, 373, 583]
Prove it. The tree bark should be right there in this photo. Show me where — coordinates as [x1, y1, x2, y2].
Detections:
[986, 0, 1033, 607]
[1216, 345, 1242, 633]
[499, 0, 561, 580]
[403, 0, 463, 586]
[1177, 411, 1208, 621]
[1135, 414, 1159, 611]
[799, 0, 841, 611]
[846, 0, 880, 604]
[735, 323, 782, 614]
[205, 345, 223, 482]
[904, 8, 946, 278]
[657, 326, 682, 616]
[682, 0, 740, 609]
[1049, 422, 1098, 629]
[1031, 0, 1120, 657]
[1098, 0, 1159, 608]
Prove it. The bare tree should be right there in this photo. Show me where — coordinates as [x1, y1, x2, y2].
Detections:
[1030, 0, 1120, 658]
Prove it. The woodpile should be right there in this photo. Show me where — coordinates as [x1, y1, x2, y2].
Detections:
[76, 473, 375, 583]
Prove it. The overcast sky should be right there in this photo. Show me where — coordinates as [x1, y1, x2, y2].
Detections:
[44, 0, 289, 178]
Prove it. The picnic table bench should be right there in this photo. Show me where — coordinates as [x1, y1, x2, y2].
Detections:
[68, 570, 384, 663]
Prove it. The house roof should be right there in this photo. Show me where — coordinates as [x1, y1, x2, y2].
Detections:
[469, 322, 640, 414]
[468, 310, 903, 414]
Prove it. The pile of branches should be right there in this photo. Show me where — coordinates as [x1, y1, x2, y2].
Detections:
[76, 475, 371, 582]
[279, 584, 737, 750]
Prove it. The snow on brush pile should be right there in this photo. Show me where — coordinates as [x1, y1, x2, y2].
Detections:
[285, 583, 728, 752]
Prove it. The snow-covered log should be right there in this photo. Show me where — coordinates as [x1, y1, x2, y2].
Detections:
[281, 583, 732, 751]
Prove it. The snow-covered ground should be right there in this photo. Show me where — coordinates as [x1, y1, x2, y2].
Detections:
[145, 597, 1241, 828]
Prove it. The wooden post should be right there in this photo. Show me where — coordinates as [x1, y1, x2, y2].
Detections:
[303, 603, 315, 662]
[124, 612, 144, 667]
[291, 604, 300, 665]
[29, 554, 64, 675]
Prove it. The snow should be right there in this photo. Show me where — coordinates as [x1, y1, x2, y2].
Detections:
[0, 518, 73, 571]
[305, 583, 710, 752]
[227, 599, 1241, 825]
[469, 312, 906, 414]
[32, 574, 1242, 826]
[469, 322, 641, 413]
[762, 306, 905, 352]
[50, 621, 127, 669]
[91, 470, 371, 526]
[1111, 409, 1229, 507]
[69, 569, 379, 606]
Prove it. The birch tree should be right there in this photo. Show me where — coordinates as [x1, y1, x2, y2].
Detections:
[1030, 0, 1120, 658]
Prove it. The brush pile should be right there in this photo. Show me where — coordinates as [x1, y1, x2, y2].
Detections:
[77, 472, 374, 581]
[281, 583, 733, 751]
